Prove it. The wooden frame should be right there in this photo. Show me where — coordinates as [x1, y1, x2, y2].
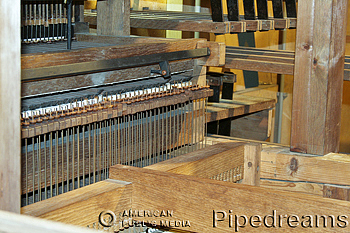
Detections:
[21, 141, 350, 232]
[1, 0, 350, 233]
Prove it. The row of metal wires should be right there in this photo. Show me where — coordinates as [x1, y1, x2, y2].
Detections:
[21, 1, 74, 43]
[21, 98, 207, 206]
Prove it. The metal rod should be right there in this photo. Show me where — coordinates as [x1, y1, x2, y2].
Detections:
[66, 0, 72, 49]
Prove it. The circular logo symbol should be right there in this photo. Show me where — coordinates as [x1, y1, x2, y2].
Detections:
[99, 210, 116, 227]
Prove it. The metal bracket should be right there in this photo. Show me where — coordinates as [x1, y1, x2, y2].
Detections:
[151, 61, 171, 78]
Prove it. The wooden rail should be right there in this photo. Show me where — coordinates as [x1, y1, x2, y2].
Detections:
[225, 46, 350, 81]
[84, 10, 297, 33]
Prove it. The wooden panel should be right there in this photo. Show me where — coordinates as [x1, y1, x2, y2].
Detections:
[0, 0, 21, 213]
[291, 0, 348, 155]
[97, 0, 130, 36]
[110, 165, 350, 232]
[261, 146, 350, 186]
[206, 95, 276, 122]
[22, 179, 132, 227]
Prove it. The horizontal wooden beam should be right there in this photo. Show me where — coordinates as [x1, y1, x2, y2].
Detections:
[225, 46, 350, 80]
[207, 95, 276, 122]
[146, 142, 246, 181]
[260, 179, 350, 201]
[21, 38, 202, 70]
[261, 146, 350, 186]
[110, 165, 350, 232]
[84, 10, 296, 33]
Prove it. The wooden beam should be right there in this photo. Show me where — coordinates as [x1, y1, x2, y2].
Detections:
[146, 142, 245, 181]
[0, 0, 21, 213]
[291, 0, 348, 155]
[21, 39, 201, 69]
[261, 146, 350, 186]
[110, 165, 350, 232]
[97, 0, 130, 36]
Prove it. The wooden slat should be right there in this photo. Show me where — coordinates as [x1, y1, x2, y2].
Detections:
[130, 17, 231, 33]
[0, 0, 21, 213]
[291, 0, 348, 155]
[206, 95, 276, 122]
[110, 165, 350, 232]
[260, 179, 324, 196]
[85, 10, 296, 32]
[225, 46, 350, 80]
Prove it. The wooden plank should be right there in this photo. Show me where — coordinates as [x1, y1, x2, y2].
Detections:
[261, 146, 350, 186]
[0, 210, 95, 233]
[207, 95, 276, 122]
[110, 165, 350, 232]
[21, 59, 195, 96]
[130, 17, 230, 33]
[22, 179, 132, 227]
[260, 179, 324, 196]
[225, 57, 294, 75]
[97, 0, 130, 36]
[0, 0, 21, 213]
[323, 185, 350, 201]
[21, 39, 201, 69]
[291, 0, 348, 155]
[146, 142, 245, 181]
[242, 143, 261, 186]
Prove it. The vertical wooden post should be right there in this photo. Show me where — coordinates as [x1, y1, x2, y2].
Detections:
[242, 143, 261, 186]
[97, 0, 130, 36]
[291, 0, 348, 155]
[0, 0, 21, 213]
